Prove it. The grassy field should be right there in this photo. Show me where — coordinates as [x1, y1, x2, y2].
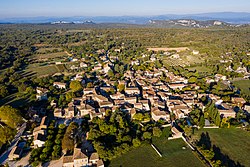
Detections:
[36, 47, 63, 54]
[25, 64, 60, 77]
[109, 128, 204, 167]
[187, 66, 212, 73]
[0, 92, 32, 108]
[31, 52, 68, 60]
[232, 80, 250, 96]
[194, 128, 250, 167]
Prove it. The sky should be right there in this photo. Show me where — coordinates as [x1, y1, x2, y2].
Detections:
[0, 0, 250, 18]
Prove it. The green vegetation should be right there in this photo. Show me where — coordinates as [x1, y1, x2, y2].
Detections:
[0, 105, 23, 146]
[233, 79, 250, 101]
[30, 122, 66, 164]
[62, 122, 78, 153]
[25, 64, 61, 77]
[194, 128, 250, 167]
[70, 80, 83, 92]
[0, 24, 249, 166]
[110, 128, 203, 167]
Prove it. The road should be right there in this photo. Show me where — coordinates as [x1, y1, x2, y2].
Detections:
[0, 122, 27, 165]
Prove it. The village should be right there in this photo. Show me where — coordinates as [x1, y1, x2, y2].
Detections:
[3, 46, 249, 167]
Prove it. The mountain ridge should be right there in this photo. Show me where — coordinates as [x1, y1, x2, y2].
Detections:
[1, 12, 250, 24]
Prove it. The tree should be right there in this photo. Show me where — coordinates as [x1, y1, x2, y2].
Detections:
[62, 122, 78, 152]
[215, 113, 221, 127]
[114, 64, 120, 72]
[31, 161, 40, 167]
[203, 149, 215, 160]
[188, 77, 197, 83]
[133, 113, 144, 121]
[117, 84, 125, 92]
[108, 69, 114, 78]
[69, 80, 82, 92]
[65, 91, 75, 102]
[0, 126, 16, 144]
[0, 85, 8, 98]
[143, 132, 152, 140]
[132, 138, 141, 147]
[152, 127, 162, 137]
[0, 105, 23, 129]
[198, 115, 205, 128]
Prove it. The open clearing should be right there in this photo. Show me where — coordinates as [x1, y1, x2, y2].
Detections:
[109, 128, 203, 167]
[232, 80, 250, 96]
[31, 52, 68, 60]
[0, 92, 32, 108]
[36, 47, 63, 54]
[25, 64, 61, 77]
[147, 47, 189, 52]
[194, 128, 250, 167]
[187, 66, 212, 73]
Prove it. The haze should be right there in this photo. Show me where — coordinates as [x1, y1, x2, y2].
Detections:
[1, 0, 250, 18]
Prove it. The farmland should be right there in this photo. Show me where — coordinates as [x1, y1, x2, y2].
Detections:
[193, 128, 250, 167]
[109, 128, 203, 167]
[233, 79, 250, 96]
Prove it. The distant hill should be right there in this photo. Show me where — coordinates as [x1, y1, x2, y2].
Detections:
[148, 19, 232, 28]
[0, 12, 250, 24]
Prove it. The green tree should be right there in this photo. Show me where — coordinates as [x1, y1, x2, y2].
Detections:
[132, 138, 141, 147]
[0, 105, 23, 129]
[0, 85, 9, 98]
[215, 113, 221, 127]
[62, 122, 78, 152]
[65, 91, 75, 102]
[152, 127, 162, 137]
[143, 132, 152, 140]
[69, 80, 82, 92]
[188, 77, 197, 83]
[117, 84, 125, 92]
[198, 115, 205, 128]
[108, 69, 114, 78]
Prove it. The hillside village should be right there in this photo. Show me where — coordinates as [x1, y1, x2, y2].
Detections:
[4, 46, 250, 167]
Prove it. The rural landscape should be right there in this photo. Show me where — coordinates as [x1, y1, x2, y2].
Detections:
[0, 0, 250, 167]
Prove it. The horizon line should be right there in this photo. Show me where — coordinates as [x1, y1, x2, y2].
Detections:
[1, 11, 250, 20]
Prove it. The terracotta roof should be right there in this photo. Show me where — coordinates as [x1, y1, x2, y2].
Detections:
[232, 97, 246, 103]
[151, 107, 167, 116]
[63, 155, 73, 163]
[90, 152, 99, 160]
[97, 159, 104, 167]
[73, 148, 88, 160]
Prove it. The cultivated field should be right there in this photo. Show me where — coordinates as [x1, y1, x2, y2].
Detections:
[109, 128, 203, 167]
[187, 66, 211, 72]
[0, 92, 32, 108]
[194, 128, 250, 167]
[31, 52, 68, 60]
[147, 47, 189, 52]
[25, 64, 62, 77]
[36, 47, 63, 54]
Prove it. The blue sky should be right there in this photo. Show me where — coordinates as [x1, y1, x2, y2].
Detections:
[1, 0, 250, 18]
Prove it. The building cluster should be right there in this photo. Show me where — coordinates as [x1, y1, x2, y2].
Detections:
[63, 148, 104, 167]
[28, 51, 250, 166]
[44, 62, 249, 126]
